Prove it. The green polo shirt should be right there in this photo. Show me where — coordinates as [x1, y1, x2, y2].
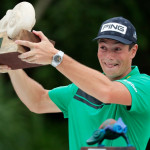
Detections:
[48, 66, 150, 150]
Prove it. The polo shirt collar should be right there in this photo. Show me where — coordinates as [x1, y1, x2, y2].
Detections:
[121, 66, 140, 80]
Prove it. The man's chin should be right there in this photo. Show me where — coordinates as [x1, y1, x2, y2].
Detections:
[104, 71, 120, 80]
[103, 68, 119, 76]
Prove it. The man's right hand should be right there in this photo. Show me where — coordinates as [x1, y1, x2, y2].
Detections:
[0, 65, 12, 73]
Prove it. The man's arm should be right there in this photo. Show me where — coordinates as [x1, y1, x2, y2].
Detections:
[15, 31, 132, 106]
[56, 55, 131, 105]
[7, 69, 61, 114]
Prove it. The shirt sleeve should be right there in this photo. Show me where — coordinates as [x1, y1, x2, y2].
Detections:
[116, 75, 150, 115]
[48, 83, 78, 118]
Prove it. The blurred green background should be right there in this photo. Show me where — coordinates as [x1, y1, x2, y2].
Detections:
[0, 0, 150, 149]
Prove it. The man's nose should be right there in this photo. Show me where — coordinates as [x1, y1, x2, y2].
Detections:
[106, 50, 115, 60]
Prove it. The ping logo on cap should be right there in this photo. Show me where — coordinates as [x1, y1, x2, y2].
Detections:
[101, 23, 127, 34]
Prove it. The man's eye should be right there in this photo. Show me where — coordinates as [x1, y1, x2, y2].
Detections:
[115, 47, 121, 51]
[100, 46, 106, 50]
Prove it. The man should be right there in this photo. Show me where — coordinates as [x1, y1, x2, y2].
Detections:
[0, 17, 150, 150]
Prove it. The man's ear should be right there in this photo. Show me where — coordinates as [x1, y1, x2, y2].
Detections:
[130, 44, 138, 59]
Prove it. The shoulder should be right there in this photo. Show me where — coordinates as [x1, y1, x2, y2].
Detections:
[119, 74, 150, 113]
[120, 73, 150, 86]
[128, 73, 150, 87]
[116, 73, 150, 96]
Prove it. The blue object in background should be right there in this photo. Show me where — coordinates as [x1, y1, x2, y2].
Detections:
[86, 117, 131, 147]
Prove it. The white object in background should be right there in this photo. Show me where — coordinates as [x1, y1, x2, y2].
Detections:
[0, 1, 36, 39]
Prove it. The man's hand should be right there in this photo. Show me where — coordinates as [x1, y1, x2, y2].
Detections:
[0, 65, 11, 73]
[15, 30, 59, 65]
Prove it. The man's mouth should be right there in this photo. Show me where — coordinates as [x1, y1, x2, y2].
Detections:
[104, 62, 119, 68]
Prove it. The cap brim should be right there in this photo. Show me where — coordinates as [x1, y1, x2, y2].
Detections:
[93, 35, 133, 44]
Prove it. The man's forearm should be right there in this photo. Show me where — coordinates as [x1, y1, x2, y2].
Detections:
[8, 69, 46, 112]
[57, 54, 112, 103]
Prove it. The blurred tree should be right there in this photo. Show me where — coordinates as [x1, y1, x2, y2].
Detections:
[35, 0, 53, 21]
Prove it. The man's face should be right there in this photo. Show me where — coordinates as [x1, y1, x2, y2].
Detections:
[97, 39, 137, 80]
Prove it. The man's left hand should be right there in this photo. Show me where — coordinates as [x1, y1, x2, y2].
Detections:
[15, 30, 59, 65]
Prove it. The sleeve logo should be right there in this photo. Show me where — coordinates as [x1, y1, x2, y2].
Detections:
[123, 80, 137, 93]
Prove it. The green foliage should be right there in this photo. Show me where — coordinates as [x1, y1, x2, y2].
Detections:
[0, 0, 150, 149]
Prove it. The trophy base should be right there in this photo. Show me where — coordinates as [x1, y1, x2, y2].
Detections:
[81, 147, 136, 150]
[0, 52, 42, 70]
